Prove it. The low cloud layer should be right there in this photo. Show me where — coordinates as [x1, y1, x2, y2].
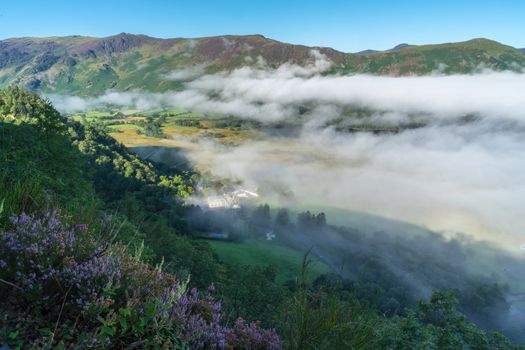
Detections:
[49, 58, 525, 250]
[186, 122, 525, 248]
[51, 63, 525, 124]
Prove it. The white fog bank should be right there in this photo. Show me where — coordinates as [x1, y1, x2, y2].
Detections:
[48, 58, 525, 249]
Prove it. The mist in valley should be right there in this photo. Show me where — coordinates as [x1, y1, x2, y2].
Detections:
[50, 53, 525, 248]
[49, 52, 525, 340]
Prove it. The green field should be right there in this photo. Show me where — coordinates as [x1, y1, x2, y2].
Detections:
[71, 108, 260, 150]
[207, 239, 332, 284]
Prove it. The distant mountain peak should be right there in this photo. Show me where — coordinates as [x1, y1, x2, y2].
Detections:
[110, 32, 158, 40]
[356, 43, 414, 55]
[464, 37, 499, 44]
[355, 49, 379, 55]
[73, 33, 159, 57]
[389, 43, 413, 51]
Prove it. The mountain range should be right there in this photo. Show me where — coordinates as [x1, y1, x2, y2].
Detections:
[0, 33, 524, 96]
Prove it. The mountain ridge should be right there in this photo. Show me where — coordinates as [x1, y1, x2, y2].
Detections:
[0, 33, 524, 95]
[357, 43, 415, 55]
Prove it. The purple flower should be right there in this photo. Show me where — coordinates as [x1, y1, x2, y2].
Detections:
[0, 212, 120, 307]
[74, 223, 88, 231]
[0, 212, 281, 349]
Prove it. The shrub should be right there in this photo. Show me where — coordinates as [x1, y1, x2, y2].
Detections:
[0, 212, 280, 349]
[0, 211, 117, 310]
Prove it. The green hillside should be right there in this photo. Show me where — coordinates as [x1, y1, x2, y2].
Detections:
[350, 38, 525, 75]
[0, 34, 524, 95]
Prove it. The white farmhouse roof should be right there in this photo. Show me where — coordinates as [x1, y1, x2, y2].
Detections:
[206, 189, 259, 209]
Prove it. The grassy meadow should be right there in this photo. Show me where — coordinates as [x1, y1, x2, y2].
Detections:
[208, 239, 332, 284]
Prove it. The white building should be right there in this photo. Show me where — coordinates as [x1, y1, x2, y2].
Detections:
[207, 196, 230, 209]
[206, 189, 259, 209]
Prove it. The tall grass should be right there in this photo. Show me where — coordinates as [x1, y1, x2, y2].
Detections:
[0, 177, 46, 224]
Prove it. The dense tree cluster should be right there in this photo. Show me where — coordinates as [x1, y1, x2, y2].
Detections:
[136, 115, 166, 137]
[0, 86, 64, 133]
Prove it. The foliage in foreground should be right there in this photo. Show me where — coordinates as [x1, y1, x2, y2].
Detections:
[0, 212, 280, 349]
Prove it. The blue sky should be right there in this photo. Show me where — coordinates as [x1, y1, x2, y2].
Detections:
[1, 0, 524, 52]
